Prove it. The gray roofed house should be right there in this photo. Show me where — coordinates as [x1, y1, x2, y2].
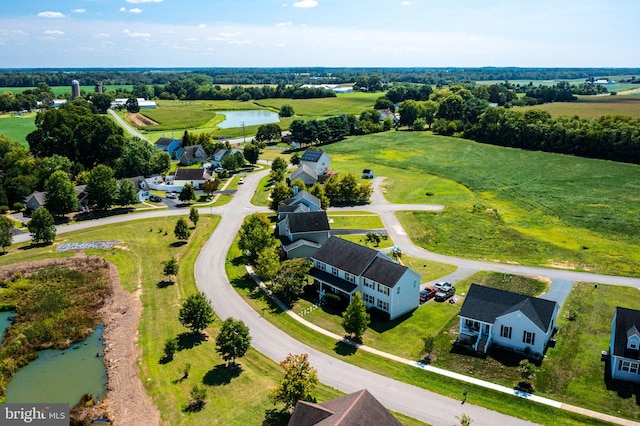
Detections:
[609, 306, 640, 383]
[25, 185, 90, 213]
[457, 284, 559, 358]
[124, 176, 151, 203]
[310, 236, 421, 320]
[278, 190, 321, 221]
[300, 150, 330, 175]
[278, 211, 330, 259]
[288, 389, 401, 426]
[179, 144, 208, 166]
[290, 163, 318, 186]
[154, 137, 182, 159]
[172, 167, 212, 189]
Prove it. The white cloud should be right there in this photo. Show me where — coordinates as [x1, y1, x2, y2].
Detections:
[123, 29, 150, 38]
[72, 9, 86, 13]
[198, 24, 206, 28]
[184, 37, 198, 42]
[228, 40, 252, 45]
[129, 8, 143, 13]
[276, 43, 286, 47]
[38, 11, 66, 18]
[44, 30, 64, 35]
[401, 1, 411, 5]
[276, 21, 292, 27]
[161, 30, 175, 34]
[126, 0, 162, 3]
[293, 0, 318, 7]
[119, 7, 126, 12]
[96, 33, 110, 38]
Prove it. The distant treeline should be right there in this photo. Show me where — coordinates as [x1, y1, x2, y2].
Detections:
[1, 67, 640, 87]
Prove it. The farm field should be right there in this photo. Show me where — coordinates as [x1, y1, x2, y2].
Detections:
[323, 131, 640, 277]
[0, 85, 134, 97]
[517, 94, 640, 119]
[475, 76, 640, 93]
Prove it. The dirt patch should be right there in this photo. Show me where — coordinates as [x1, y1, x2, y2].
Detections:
[0, 256, 162, 426]
[128, 113, 158, 127]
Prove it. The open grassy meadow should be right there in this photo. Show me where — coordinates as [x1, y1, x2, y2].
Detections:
[518, 94, 640, 119]
[0, 114, 36, 147]
[322, 131, 640, 277]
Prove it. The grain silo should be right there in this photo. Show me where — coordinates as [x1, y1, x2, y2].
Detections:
[71, 79, 80, 98]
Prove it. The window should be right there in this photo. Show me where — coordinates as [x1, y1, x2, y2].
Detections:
[619, 360, 640, 374]
[345, 273, 355, 284]
[377, 283, 390, 296]
[500, 325, 512, 339]
[465, 320, 479, 331]
[316, 261, 326, 272]
[523, 331, 535, 345]
[363, 279, 374, 289]
[377, 300, 389, 312]
[397, 286, 401, 295]
[331, 267, 338, 276]
[363, 293, 375, 305]
[629, 338, 639, 350]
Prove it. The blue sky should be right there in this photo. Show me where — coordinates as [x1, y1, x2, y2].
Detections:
[0, 0, 637, 68]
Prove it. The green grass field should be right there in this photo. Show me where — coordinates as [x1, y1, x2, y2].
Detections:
[322, 131, 640, 277]
[0, 114, 36, 147]
[517, 94, 640, 119]
[0, 85, 134, 97]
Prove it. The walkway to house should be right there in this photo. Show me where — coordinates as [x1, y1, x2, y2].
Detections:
[246, 266, 638, 426]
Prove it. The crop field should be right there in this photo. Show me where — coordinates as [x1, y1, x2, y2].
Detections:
[517, 94, 640, 119]
[253, 92, 379, 117]
[0, 85, 134, 97]
[0, 114, 36, 147]
[323, 131, 640, 277]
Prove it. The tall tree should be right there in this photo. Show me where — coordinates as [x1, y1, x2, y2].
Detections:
[201, 178, 220, 196]
[27, 207, 56, 244]
[0, 216, 12, 253]
[189, 206, 200, 226]
[215, 318, 251, 366]
[270, 258, 312, 304]
[237, 213, 278, 263]
[269, 353, 318, 411]
[91, 92, 115, 114]
[125, 96, 140, 113]
[44, 170, 78, 217]
[342, 292, 370, 341]
[243, 142, 262, 165]
[178, 292, 214, 334]
[87, 164, 118, 211]
[254, 245, 281, 281]
[279, 104, 294, 118]
[117, 178, 139, 207]
[174, 217, 191, 240]
[163, 257, 179, 282]
[269, 181, 293, 212]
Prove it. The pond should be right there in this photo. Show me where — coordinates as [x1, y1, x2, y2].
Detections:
[0, 311, 14, 343]
[5, 324, 107, 406]
[217, 110, 280, 129]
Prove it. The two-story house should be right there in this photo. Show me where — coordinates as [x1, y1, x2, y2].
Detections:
[457, 284, 559, 359]
[278, 211, 331, 259]
[300, 150, 331, 176]
[609, 306, 640, 383]
[309, 236, 421, 320]
[179, 145, 208, 166]
[277, 190, 322, 221]
[154, 137, 183, 159]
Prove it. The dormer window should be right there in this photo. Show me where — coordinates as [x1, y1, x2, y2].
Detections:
[629, 336, 639, 350]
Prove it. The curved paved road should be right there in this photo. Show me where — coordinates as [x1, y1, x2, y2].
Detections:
[108, 109, 149, 141]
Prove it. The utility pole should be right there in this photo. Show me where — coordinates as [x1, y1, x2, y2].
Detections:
[242, 121, 245, 143]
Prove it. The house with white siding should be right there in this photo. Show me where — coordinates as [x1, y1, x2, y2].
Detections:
[609, 306, 640, 383]
[309, 236, 420, 320]
[457, 284, 559, 359]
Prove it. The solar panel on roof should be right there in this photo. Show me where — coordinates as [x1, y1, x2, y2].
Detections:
[301, 150, 323, 162]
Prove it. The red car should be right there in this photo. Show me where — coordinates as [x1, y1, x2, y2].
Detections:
[419, 286, 436, 302]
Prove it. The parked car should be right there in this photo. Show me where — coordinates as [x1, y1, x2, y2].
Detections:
[214, 167, 224, 173]
[433, 281, 452, 291]
[149, 195, 162, 202]
[419, 286, 436, 302]
[434, 286, 456, 302]
[166, 192, 177, 199]
[238, 178, 244, 184]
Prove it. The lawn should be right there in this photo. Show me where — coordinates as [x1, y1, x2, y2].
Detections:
[322, 132, 640, 277]
[0, 114, 36, 147]
[0, 217, 350, 425]
[253, 92, 380, 118]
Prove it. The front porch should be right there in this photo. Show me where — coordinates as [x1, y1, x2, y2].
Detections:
[308, 267, 357, 303]
[458, 318, 492, 353]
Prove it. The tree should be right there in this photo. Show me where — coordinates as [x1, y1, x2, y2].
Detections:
[0, 215, 12, 253]
[308, 184, 330, 210]
[163, 337, 178, 361]
[91, 92, 115, 114]
[201, 178, 220, 196]
[215, 318, 251, 365]
[342, 292, 370, 341]
[269, 181, 293, 212]
[178, 292, 214, 334]
[238, 214, 278, 262]
[398, 100, 420, 128]
[189, 206, 200, 226]
[279, 104, 294, 118]
[519, 359, 537, 382]
[125, 96, 139, 113]
[422, 336, 435, 362]
[456, 413, 473, 426]
[290, 152, 301, 166]
[174, 217, 191, 241]
[27, 207, 56, 244]
[87, 164, 118, 211]
[189, 384, 207, 411]
[44, 170, 78, 217]
[254, 245, 281, 281]
[269, 353, 318, 411]
[256, 123, 282, 142]
[179, 183, 196, 204]
[270, 258, 312, 304]
[243, 142, 262, 165]
[117, 178, 139, 207]
[163, 257, 179, 281]
[271, 156, 288, 174]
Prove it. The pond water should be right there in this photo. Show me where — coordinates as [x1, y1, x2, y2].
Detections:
[217, 110, 280, 129]
[5, 324, 107, 406]
[0, 311, 14, 343]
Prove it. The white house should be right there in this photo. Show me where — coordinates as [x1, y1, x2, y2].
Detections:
[125, 176, 151, 203]
[609, 307, 640, 383]
[309, 236, 421, 320]
[300, 150, 331, 176]
[290, 164, 318, 186]
[172, 167, 212, 190]
[457, 284, 559, 359]
[277, 190, 322, 221]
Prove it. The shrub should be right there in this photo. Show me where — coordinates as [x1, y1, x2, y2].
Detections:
[163, 337, 178, 361]
[0, 206, 8, 214]
[12, 203, 23, 212]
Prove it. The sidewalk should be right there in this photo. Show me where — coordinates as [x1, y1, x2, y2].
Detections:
[246, 266, 640, 426]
